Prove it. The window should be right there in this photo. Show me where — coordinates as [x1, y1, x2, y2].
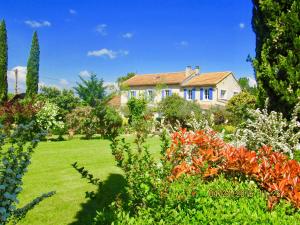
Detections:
[130, 91, 135, 98]
[147, 90, 154, 101]
[204, 88, 209, 100]
[220, 90, 226, 99]
[165, 90, 171, 97]
[188, 89, 193, 100]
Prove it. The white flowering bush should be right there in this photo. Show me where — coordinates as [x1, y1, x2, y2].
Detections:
[36, 101, 65, 132]
[233, 100, 300, 158]
[0, 122, 54, 224]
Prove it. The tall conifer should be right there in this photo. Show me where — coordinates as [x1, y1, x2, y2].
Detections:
[0, 20, 8, 103]
[26, 31, 40, 97]
[252, 0, 300, 117]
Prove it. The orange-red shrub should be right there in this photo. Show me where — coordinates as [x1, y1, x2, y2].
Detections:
[167, 129, 300, 209]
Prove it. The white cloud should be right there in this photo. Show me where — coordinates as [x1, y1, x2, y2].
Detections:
[239, 23, 245, 29]
[25, 20, 51, 28]
[79, 70, 91, 78]
[7, 66, 27, 93]
[87, 48, 117, 59]
[69, 9, 77, 14]
[247, 76, 257, 87]
[122, 32, 133, 39]
[95, 24, 107, 36]
[87, 48, 129, 59]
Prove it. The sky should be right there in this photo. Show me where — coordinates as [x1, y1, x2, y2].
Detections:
[0, 0, 256, 92]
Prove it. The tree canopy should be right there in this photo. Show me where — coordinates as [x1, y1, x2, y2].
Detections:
[74, 73, 106, 107]
[252, 0, 300, 118]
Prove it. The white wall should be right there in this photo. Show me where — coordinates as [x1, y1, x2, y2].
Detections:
[216, 73, 241, 105]
[121, 85, 181, 106]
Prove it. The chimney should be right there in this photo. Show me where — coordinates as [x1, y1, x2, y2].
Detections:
[185, 66, 192, 77]
[195, 66, 200, 75]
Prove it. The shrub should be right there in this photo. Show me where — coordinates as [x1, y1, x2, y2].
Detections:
[93, 128, 300, 224]
[209, 106, 229, 125]
[39, 86, 81, 120]
[65, 106, 97, 139]
[226, 91, 257, 125]
[127, 97, 153, 151]
[93, 104, 123, 140]
[167, 128, 300, 210]
[158, 94, 204, 128]
[35, 101, 65, 136]
[95, 175, 300, 224]
[0, 99, 41, 129]
[0, 122, 54, 224]
[234, 100, 300, 158]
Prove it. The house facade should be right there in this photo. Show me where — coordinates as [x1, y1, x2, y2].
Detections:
[121, 66, 241, 109]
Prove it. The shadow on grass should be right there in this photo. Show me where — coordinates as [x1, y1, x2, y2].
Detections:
[69, 173, 126, 225]
[79, 136, 103, 140]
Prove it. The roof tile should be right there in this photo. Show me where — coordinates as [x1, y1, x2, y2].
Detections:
[123, 71, 190, 86]
[182, 71, 232, 86]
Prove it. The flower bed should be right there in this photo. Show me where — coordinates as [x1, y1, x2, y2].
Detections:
[167, 128, 300, 209]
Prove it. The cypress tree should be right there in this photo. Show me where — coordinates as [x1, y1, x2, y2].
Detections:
[252, 0, 300, 118]
[26, 31, 40, 98]
[0, 20, 8, 103]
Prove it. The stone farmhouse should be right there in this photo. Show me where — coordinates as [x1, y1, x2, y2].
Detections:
[120, 66, 241, 109]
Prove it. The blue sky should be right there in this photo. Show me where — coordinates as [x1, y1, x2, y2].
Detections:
[1, 0, 255, 91]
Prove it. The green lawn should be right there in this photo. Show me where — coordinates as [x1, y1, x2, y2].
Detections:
[17, 135, 161, 225]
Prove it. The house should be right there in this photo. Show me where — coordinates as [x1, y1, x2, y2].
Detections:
[121, 66, 241, 109]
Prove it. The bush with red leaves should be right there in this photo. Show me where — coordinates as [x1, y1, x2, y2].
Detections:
[167, 128, 300, 210]
[0, 100, 42, 128]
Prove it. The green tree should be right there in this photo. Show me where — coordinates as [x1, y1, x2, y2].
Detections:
[117, 72, 135, 89]
[0, 20, 8, 103]
[39, 86, 81, 118]
[26, 31, 40, 98]
[252, 0, 300, 118]
[238, 77, 257, 95]
[74, 73, 106, 107]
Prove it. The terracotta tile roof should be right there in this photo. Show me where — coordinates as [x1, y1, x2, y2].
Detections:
[108, 95, 121, 108]
[122, 71, 191, 87]
[182, 71, 232, 87]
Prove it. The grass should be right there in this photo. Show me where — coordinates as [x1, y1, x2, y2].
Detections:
[17, 135, 161, 225]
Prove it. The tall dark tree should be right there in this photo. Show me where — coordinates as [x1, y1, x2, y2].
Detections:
[74, 73, 106, 107]
[0, 20, 8, 103]
[26, 31, 40, 98]
[252, 0, 300, 117]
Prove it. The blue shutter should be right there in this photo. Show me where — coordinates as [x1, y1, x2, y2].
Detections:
[162, 90, 165, 99]
[169, 89, 172, 96]
[128, 91, 130, 99]
[209, 88, 213, 100]
[184, 89, 187, 99]
[192, 88, 196, 100]
[200, 88, 204, 100]
[133, 91, 136, 97]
